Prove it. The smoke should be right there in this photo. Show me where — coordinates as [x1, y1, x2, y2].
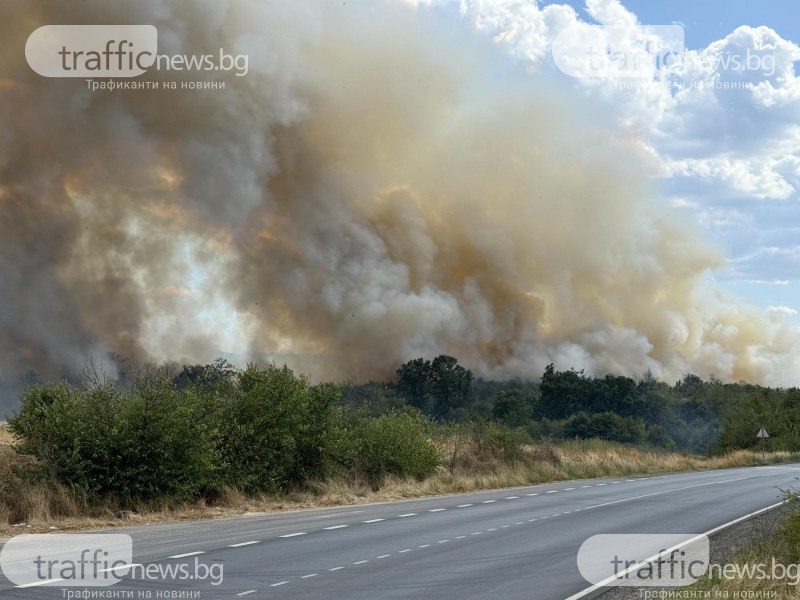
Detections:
[0, 0, 798, 402]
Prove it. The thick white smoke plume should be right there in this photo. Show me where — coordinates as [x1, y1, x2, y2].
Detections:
[0, 0, 798, 393]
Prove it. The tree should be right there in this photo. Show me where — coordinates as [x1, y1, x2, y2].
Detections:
[395, 355, 473, 419]
[491, 389, 532, 428]
[173, 358, 236, 391]
[396, 358, 432, 410]
[428, 355, 473, 419]
[539, 364, 589, 419]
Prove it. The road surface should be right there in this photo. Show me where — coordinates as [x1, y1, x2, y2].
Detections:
[2, 464, 798, 600]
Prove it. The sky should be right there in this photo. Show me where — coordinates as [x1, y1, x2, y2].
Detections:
[547, 0, 800, 50]
[447, 0, 800, 325]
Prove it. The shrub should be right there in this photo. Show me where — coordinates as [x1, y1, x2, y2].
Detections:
[327, 408, 439, 485]
[8, 380, 216, 502]
[469, 420, 529, 463]
[215, 365, 340, 495]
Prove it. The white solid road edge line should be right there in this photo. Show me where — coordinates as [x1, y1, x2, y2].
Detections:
[563, 500, 786, 600]
[16, 578, 66, 588]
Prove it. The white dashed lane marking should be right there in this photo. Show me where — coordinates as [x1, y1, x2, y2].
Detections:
[229, 541, 259, 548]
[280, 532, 307, 538]
[363, 518, 385, 523]
[169, 551, 204, 559]
[398, 513, 417, 517]
[236, 591, 257, 596]
[99, 564, 142, 573]
[324, 525, 348, 530]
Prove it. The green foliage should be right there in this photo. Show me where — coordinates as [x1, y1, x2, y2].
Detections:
[539, 364, 644, 420]
[8, 363, 341, 501]
[8, 379, 216, 501]
[215, 365, 339, 494]
[327, 408, 439, 484]
[561, 411, 646, 444]
[339, 382, 406, 416]
[396, 355, 473, 419]
[10, 353, 800, 510]
[716, 388, 800, 452]
[468, 420, 529, 463]
[173, 358, 236, 392]
[781, 509, 800, 564]
[491, 389, 534, 428]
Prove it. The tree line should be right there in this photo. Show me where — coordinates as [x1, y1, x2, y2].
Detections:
[346, 357, 800, 454]
[5, 355, 799, 507]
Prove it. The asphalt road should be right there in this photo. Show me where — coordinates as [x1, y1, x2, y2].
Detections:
[2, 464, 799, 600]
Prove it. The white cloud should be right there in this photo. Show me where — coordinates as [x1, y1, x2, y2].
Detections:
[769, 305, 798, 316]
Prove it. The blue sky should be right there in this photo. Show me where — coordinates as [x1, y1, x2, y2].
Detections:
[544, 0, 800, 50]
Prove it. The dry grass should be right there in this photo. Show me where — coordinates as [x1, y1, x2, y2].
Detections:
[1, 434, 797, 538]
[0, 422, 15, 446]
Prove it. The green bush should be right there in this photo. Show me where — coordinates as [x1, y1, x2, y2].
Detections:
[327, 408, 439, 484]
[8, 380, 216, 502]
[469, 420, 529, 463]
[214, 365, 339, 495]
